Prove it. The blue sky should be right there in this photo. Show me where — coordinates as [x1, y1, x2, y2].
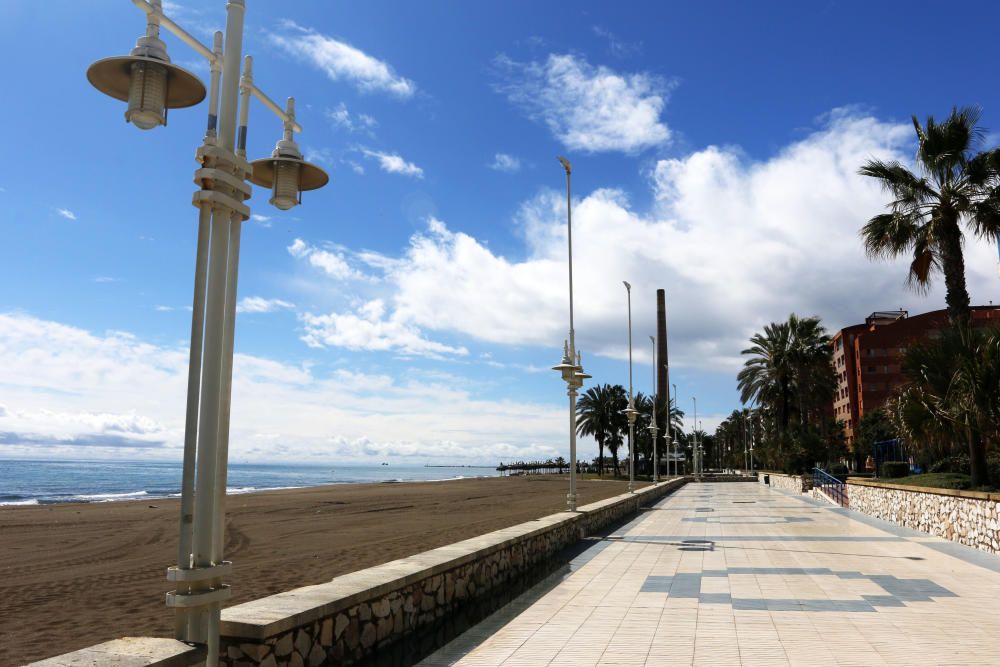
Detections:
[1, 1, 998, 464]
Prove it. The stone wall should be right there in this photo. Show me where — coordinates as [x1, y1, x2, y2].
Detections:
[847, 480, 1000, 554]
[218, 478, 690, 666]
[759, 472, 812, 493]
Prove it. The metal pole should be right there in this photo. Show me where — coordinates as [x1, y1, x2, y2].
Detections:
[692, 397, 698, 474]
[672, 383, 677, 476]
[175, 29, 221, 643]
[625, 282, 634, 492]
[190, 3, 244, 664]
[650, 336, 657, 483]
[560, 158, 577, 512]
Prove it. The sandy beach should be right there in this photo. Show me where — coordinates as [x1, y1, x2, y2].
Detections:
[0, 475, 639, 665]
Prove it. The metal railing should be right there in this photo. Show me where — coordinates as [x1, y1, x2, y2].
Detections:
[813, 467, 848, 507]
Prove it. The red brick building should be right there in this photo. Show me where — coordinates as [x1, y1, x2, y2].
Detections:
[832, 306, 1000, 451]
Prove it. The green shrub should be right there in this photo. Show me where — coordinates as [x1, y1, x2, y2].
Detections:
[828, 463, 849, 482]
[882, 461, 910, 478]
[929, 456, 970, 475]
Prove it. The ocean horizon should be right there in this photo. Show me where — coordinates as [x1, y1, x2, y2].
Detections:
[0, 459, 499, 506]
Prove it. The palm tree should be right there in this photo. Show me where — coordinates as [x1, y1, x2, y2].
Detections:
[738, 314, 832, 436]
[892, 327, 1000, 486]
[576, 383, 619, 476]
[859, 107, 1000, 327]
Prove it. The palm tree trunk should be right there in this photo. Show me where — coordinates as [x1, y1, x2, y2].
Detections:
[968, 426, 989, 487]
[939, 216, 972, 328]
[598, 441, 604, 477]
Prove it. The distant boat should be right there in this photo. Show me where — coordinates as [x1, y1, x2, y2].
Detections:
[381, 462, 389, 466]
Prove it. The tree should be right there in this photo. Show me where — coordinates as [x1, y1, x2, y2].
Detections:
[576, 383, 629, 477]
[891, 326, 1000, 487]
[738, 314, 836, 473]
[856, 409, 896, 471]
[859, 107, 1000, 327]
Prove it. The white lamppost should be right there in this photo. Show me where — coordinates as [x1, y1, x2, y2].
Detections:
[692, 397, 699, 475]
[552, 157, 590, 512]
[649, 335, 658, 483]
[671, 382, 678, 476]
[87, 2, 327, 663]
[623, 282, 637, 493]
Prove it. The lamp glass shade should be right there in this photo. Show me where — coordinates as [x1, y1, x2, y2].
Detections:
[126, 61, 167, 130]
[270, 160, 301, 210]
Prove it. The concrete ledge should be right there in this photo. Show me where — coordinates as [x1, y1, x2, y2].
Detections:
[27, 638, 205, 667]
[848, 478, 1000, 502]
[218, 478, 690, 664]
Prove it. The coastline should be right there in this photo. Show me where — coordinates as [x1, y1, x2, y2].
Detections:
[0, 474, 641, 665]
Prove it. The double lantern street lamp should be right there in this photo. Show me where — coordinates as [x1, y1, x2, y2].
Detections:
[86, 1, 328, 663]
[552, 157, 591, 512]
[623, 282, 638, 493]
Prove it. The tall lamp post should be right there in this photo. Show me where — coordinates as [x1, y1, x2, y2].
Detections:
[87, 1, 327, 663]
[649, 335, 658, 483]
[552, 157, 590, 511]
[623, 282, 637, 492]
[671, 382, 678, 476]
[692, 397, 699, 475]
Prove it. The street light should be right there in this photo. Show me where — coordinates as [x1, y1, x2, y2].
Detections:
[87, 1, 328, 663]
[649, 335, 658, 483]
[552, 156, 590, 511]
[623, 281, 637, 493]
[692, 397, 699, 475]
[671, 382, 678, 476]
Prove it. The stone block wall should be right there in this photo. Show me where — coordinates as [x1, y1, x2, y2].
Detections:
[759, 472, 812, 493]
[847, 480, 1000, 554]
[219, 478, 690, 666]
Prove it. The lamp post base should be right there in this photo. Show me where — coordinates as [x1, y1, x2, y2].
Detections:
[566, 493, 577, 511]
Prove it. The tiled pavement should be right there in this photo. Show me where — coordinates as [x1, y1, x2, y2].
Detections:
[419, 481, 1000, 666]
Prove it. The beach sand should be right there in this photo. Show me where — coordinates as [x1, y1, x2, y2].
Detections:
[1, 475, 640, 665]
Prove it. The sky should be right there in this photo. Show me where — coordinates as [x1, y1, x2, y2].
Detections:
[1, 1, 999, 465]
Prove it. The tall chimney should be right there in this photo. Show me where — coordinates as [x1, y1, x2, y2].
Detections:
[656, 289, 670, 451]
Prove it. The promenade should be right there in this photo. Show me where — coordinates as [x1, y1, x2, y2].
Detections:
[421, 481, 1000, 666]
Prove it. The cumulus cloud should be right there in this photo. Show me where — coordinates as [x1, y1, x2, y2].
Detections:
[287, 238, 370, 281]
[494, 53, 671, 153]
[269, 21, 415, 98]
[299, 299, 469, 358]
[56, 208, 77, 221]
[361, 149, 424, 178]
[237, 297, 295, 314]
[0, 313, 551, 463]
[289, 109, 1000, 373]
[490, 153, 521, 173]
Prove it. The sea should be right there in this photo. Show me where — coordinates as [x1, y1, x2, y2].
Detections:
[0, 459, 499, 506]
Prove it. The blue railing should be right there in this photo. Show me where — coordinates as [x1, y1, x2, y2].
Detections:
[813, 467, 847, 507]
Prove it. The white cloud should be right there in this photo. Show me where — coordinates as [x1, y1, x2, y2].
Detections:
[0, 313, 550, 463]
[287, 109, 1000, 373]
[237, 297, 295, 314]
[495, 53, 671, 153]
[299, 299, 468, 358]
[592, 26, 642, 58]
[287, 238, 370, 281]
[269, 21, 415, 98]
[93, 276, 116, 283]
[361, 149, 424, 178]
[251, 214, 272, 227]
[490, 153, 521, 173]
[155, 305, 174, 312]
[327, 102, 378, 133]
[56, 208, 77, 221]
